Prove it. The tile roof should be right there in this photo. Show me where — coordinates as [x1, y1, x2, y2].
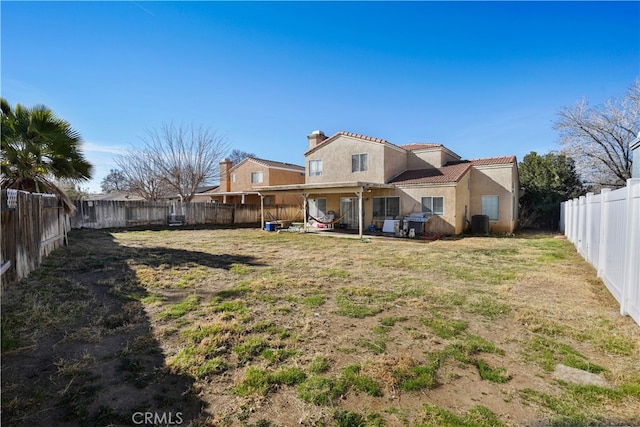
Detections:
[390, 162, 472, 185]
[194, 186, 221, 194]
[470, 156, 517, 166]
[335, 131, 390, 144]
[306, 131, 393, 154]
[238, 157, 305, 171]
[400, 143, 443, 151]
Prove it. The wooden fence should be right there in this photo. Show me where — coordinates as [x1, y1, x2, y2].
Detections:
[561, 178, 640, 326]
[1, 189, 69, 289]
[69, 200, 304, 229]
[1, 194, 304, 288]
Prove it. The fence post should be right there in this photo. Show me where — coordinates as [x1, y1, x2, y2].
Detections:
[585, 193, 594, 263]
[571, 198, 579, 244]
[565, 199, 574, 240]
[576, 195, 585, 256]
[597, 188, 611, 280]
[567, 199, 576, 245]
[621, 179, 640, 317]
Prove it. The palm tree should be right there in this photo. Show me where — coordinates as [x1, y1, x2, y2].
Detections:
[1, 98, 93, 212]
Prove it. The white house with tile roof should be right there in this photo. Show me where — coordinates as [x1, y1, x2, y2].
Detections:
[257, 130, 519, 235]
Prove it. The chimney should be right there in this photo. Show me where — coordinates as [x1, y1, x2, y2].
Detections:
[307, 130, 327, 151]
[219, 158, 232, 192]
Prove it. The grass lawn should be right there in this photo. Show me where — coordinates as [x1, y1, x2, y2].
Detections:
[2, 227, 639, 426]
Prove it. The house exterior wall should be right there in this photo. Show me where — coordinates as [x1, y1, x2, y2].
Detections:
[407, 148, 460, 170]
[384, 145, 409, 181]
[397, 185, 456, 235]
[306, 135, 402, 184]
[298, 131, 519, 235]
[395, 171, 471, 235]
[455, 174, 473, 233]
[469, 163, 518, 232]
[211, 159, 304, 205]
[268, 167, 305, 186]
[229, 161, 269, 192]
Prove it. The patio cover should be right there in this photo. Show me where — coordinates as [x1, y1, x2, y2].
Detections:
[255, 181, 395, 238]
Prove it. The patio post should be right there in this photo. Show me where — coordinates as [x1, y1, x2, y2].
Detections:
[259, 193, 265, 230]
[356, 187, 364, 239]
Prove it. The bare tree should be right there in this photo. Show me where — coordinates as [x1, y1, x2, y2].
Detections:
[115, 150, 171, 201]
[228, 149, 256, 165]
[555, 80, 640, 189]
[100, 169, 129, 193]
[116, 123, 229, 202]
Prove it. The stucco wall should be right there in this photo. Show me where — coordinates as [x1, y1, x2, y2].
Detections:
[306, 136, 405, 184]
[268, 168, 305, 186]
[406, 148, 460, 170]
[211, 160, 304, 205]
[454, 173, 472, 233]
[300, 136, 518, 234]
[384, 145, 409, 182]
[229, 162, 267, 192]
[396, 175, 470, 235]
[299, 161, 516, 235]
[469, 164, 518, 232]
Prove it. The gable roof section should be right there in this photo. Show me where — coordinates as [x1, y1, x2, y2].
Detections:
[232, 157, 304, 172]
[400, 143, 443, 151]
[195, 186, 221, 195]
[337, 131, 390, 144]
[469, 156, 517, 166]
[305, 131, 398, 155]
[390, 162, 472, 185]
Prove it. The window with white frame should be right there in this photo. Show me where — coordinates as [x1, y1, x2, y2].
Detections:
[251, 171, 263, 184]
[351, 153, 368, 172]
[421, 196, 444, 215]
[481, 195, 499, 220]
[373, 196, 400, 219]
[309, 159, 322, 176]
[231, 173, 236, 183]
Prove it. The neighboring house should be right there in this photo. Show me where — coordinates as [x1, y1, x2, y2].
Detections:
[208, 157, 305, 205]
[87, 187, 219, 203]
[85, 191, 146, 201]
[164, 185, 219, 203]
[258, 130, 519, 236]
[190, 186, 220, 203]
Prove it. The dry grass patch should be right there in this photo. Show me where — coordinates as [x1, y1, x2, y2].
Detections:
[2, 227, 639, 427]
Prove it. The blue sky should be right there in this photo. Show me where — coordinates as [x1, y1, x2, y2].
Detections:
[2, 1, 638, 192]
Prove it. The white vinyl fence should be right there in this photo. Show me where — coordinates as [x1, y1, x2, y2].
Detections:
[561, 178, 640, 326]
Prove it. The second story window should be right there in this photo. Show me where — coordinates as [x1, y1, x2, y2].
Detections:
[352, 153, 368, 172]
[251, 171, 263, 184]
[309, 159, 322, 177]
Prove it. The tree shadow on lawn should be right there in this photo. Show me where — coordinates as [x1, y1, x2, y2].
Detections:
[1, 228, 263, 426]
[130, 246, 264, 270]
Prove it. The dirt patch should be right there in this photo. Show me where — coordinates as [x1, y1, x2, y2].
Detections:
[1, 230, 205, 426]
[2, 228, 639, 426]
